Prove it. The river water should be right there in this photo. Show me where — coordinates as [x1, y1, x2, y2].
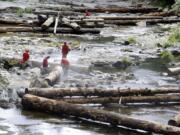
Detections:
[0, 0, 180, 135]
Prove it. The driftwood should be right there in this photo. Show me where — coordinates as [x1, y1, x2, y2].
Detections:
[72, 7, 160, 13]
[169, 114, 180, 127]
[0, 27, 100, 34]
[168, 67, 180, 75]
[60, 94, 180, 104]
[41, 17, 54, 30]
[22, 94, 180, 135]
[62, 17, 80, 30]
[45, 66, 62, 86]
[26, 87, 180, 98]
[33, 10, 82, 16]
[146, 19, 180, 25]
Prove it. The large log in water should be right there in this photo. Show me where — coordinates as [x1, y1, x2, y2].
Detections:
[41, 17, 54, 30]
[33, 10, 82, 16]
[168, 114, 180, 127]
[26, 87, 180, 98]
[168, 67, 180, 75]
[62, 17, 80, 30]
[104, 20, 138, 25]
[0, 27, 100, 34]
[72, 7, 160, 13]
[60, 94, 180, 104]
[45, 66, 62, 86]
[22, 94, 180, 134]
[146, 19, 180, 25]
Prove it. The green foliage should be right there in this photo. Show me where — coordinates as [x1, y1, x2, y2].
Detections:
[122, 57, 132, 66]
[168, 27, 180, 43]
[127, 37, 136, 44]
[160, 50, 174, 63]
[151, 0, 175, 9]
[16, 8, 32, 17]
[162, 42, 172, 48]
[172, 0, 180, 15]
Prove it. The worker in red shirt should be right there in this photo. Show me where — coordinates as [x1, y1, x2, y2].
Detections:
[61, 42, 70, 58]
[42, 56, 50, 68]
[85, 10, 92, 16]
[19, 49, 30, 68]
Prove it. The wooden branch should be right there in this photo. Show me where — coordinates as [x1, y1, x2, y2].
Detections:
[22, 94, 180, 135]
[26, 87, 180, 98]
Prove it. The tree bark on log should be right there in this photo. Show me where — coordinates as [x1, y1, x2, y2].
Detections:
[62, 17, 80, 30]
[72, 7, 160, 13]
[41, 17, 54, 30]
[33, 10, 82, 16]
[146, 19, 180, 25]
[168, 67, 180, 75]
[45, 66, 62, 86]
[22, 94, 180, 135]
[168, 114, 180, 127]
[60, 94, 180, 104]
[104, 20, 138, 25]
[26, 87, 180, 98]
[0, 27, 100, 34]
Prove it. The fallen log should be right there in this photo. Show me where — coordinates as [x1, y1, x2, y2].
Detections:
[0, 18, 28, 25]
[26, 87, 180, 98]
[0, 27, 100, 34]
[45, 66, 62, 86]
[41, 17, 54, 30]
[72, 7, 160, 13]
[168, 67, 180, 75]
[104, 20, 138, 25]
[146, 19, 180, 25]
[60, 94, 180, 104]
[22, 94, 180, 135]
[62, 17, 80, 30]
[168, 114, 180, 127]
[33, 10, 82, 16]
[146, 11, 175, 17]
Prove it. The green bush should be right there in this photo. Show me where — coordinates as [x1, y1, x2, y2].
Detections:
[127, 37, 136, 44]
[160, 50, 174, 63]
[168, 27, 180, 43]
[172, 0, 180, 15]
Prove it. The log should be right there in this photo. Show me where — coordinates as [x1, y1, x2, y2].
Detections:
[0, 18, 28, 25]
[168, 67, 180, 75]
[0, 27, 100, 34]
[41, 17, 54, 30]
[72, 7, 160, 13]
[26, 87, 180, 98]
[62, 17, 80, 30]
[60, 94, 180, 104]
[33, 10, 82, 16]
[168, 114, 180, 127]
[22, 94, 180, 134]
[146, 19, 180, 25]
[44, 66, 62, 86]
[104, 20, 138, 25]
[146, 11, 175, 17]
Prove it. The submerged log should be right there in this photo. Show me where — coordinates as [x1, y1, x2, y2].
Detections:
[26, 87, 180, 98]
[60, 94, 180, 104]
[146, 19, 180, 25]
[45, 66, 62, 86]
[41, 17, 54, 30]
[168, 67, 180, 75]
[168, 114, 180, 127]
[22, 94, 180, 135]
[72, 7, 160, 13]
[0, 27, 100, 34]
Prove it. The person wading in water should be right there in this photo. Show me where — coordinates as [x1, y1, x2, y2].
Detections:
[19, 49, 30, 69]
[41, 56, 50, 74]
[61, 42, 70, 58]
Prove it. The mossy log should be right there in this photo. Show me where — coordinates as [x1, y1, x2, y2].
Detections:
[22, 94, 180, 135]
[60, 94, 180, 104]
[168, 114, 180, 127]
[26, 87, 180, 98]
[0, 27, 100, 34]
[72, 7, 160, 13]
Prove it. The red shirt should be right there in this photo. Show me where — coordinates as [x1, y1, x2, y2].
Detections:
[61, 58, 70, 66]
[43, 57, 49, 67]
[85, 11, 91, 16]
[20, 51, 29, 64]
[62, 45, 70, 55]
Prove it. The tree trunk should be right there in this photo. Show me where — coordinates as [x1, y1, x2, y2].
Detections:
[45, 66, 62, 86]
[26, 87, 180, 98]
[33, 10, 82, 16]
[168, 67, 180, 75]
[72, 7, 160, 13]
[146, 19, 180, 25]
[62, 17, 80, 30]
[168, 114, 180, 127]
[146, 11, 175, 17]
[0, 27, 100, 34]
[60, 94, 180, 104]
[41, 17, 54, 30]
[22, 94, 180, 135]
[104, 20, 138, 25]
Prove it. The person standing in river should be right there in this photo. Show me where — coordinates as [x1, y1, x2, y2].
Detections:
[19, 49, 30, 68]
[61, 42, 70, 58]
[41, 56, 50, 74]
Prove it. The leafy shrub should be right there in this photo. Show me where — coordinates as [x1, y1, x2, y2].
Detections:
[160, 50, 174, 63]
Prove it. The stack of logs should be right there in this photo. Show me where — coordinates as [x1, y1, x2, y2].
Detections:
[0, 5, 180, 34]
[22, 86, 180, 134]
